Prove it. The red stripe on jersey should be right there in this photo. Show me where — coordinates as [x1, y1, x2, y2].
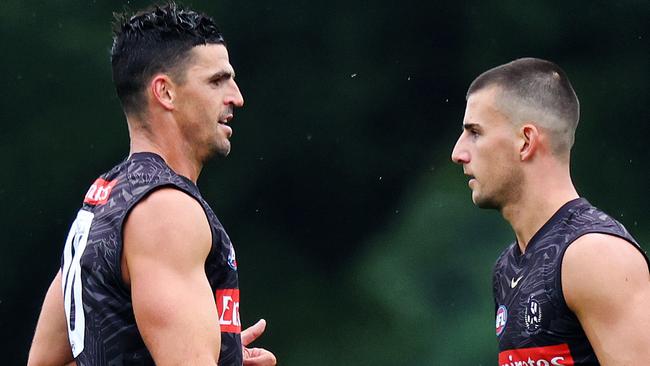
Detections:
[216, 289, 241, 333]
[499, 344, 574, 366]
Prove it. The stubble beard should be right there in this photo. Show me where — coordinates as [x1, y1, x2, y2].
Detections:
[209, 108, 234, 159]
[209, 140, 231, 159]
[181, 123, 231, 164]
[201, 131, 231, 161]
[472, 167, 523, 211]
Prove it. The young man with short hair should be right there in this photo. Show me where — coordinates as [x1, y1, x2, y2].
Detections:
[452, 58, 650, 365]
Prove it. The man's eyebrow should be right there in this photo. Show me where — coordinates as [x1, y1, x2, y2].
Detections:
[209, 70, 235, 80]
[463, 123, 481, 130]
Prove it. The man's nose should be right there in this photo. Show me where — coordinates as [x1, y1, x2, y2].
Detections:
[227, 81, 244, 107]
[451, 138, 469, 165]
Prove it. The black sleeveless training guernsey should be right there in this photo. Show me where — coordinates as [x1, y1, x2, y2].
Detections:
[493, 198, 649, 366]
[60, 152, 242, 366]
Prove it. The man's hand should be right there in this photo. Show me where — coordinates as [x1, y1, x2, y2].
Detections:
[242, 319, 277, 366]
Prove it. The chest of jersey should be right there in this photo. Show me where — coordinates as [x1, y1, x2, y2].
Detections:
[492, 198, 647, 365]
[495, 251, 571, 344]
[494, 250, 585, 366]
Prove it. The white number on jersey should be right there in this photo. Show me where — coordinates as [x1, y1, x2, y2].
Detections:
[61, 209, 94, 357]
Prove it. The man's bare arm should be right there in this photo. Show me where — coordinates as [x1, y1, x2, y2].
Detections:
[563, 233, 650, 364]
[123, 188, 220, 365]
[28, 271, 77, 366]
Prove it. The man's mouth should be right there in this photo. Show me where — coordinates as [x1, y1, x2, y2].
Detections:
[218, 114, 233, 136]
[465, 174, 476, 187]
[218, 113, 233, 125]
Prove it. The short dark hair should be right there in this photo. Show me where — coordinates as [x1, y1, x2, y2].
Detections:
[467, 58, 580, 156]
[111, 2, 225, 116]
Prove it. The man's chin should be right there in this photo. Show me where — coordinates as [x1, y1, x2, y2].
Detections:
[472, 194, 500, 210]
[204, 142, 231, 161]
[212, 148, 231, 159]
[217, 145, 231, 157]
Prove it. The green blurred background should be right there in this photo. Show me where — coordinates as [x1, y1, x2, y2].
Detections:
[1, 0, 648, 364]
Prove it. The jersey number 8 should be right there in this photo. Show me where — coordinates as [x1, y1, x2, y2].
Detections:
[61, 209, 94, 357]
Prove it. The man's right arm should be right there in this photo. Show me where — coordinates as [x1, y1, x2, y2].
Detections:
[123, 188, 221, 365]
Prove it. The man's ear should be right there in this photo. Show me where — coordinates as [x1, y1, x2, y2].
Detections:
[150, 74, 175, 111]
[519, 123, 540, 161]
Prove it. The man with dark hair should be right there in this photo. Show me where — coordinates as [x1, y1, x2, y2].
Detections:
[28, 3, 276, 365]
[452, 58, 650, 364]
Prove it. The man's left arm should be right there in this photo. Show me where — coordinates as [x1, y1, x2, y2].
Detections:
[563, 233, 650, 364]
[28, 271, 77, 366]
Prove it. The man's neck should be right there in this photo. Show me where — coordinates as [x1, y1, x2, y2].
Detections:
[127, 119, 202, 183]
[501, 167, 579, 254]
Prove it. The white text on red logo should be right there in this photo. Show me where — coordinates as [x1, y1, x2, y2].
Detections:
[499, 344, 574, 366]
[216, 289, 241, 333]
[84, 178, 118, 206]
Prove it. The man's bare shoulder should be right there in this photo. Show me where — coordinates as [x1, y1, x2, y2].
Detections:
[562, 233, 649, 312]
[133, 186, 200, 209]
[123, 187, 211, 280]
[127, 186, 208, 231]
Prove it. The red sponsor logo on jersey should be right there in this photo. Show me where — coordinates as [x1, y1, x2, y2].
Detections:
[216, 289, 241, 333]
[499, 344, 574, 366]
[83, 178, 118, 206]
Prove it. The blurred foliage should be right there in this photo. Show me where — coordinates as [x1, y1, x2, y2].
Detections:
[1, 0, 648, 365]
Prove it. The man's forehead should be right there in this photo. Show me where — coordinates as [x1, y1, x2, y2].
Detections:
[464, 86, 509, 125]
[188, 44, 233, 70]
[467, 85, 500, 108]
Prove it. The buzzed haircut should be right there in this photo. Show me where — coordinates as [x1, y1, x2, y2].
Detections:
[111, 2, 225, 116]
[467, 58, 580, 157]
